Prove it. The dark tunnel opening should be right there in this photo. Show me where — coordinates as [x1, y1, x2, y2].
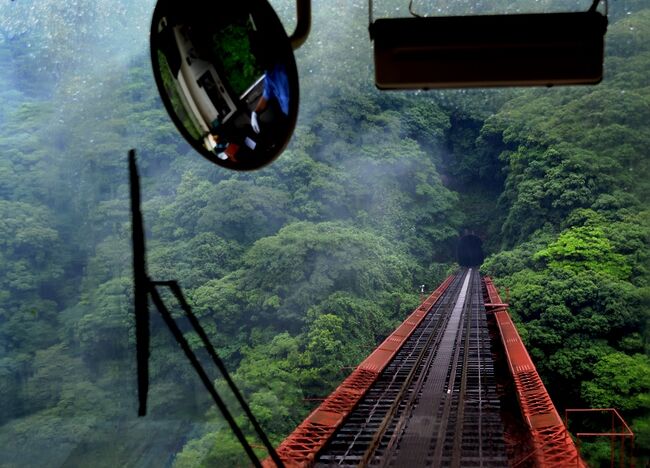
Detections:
[457, 234, 485, 267]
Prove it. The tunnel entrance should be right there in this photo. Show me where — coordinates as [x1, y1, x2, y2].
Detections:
[457, 234, 484, 267]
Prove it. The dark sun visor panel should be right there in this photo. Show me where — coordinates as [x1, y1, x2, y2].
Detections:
[371, 11, 608, 89]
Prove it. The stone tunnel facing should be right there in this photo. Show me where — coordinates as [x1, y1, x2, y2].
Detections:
[457, 234, 484, 267]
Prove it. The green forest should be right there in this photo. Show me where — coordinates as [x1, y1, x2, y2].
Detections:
[0, 0, 648, 466]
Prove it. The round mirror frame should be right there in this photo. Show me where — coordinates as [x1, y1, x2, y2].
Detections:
[150, 0, 299, 170]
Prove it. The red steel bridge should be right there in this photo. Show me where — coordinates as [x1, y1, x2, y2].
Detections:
[262, 269, 588, 467]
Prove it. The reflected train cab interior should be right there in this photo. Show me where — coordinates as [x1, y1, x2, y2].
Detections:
[150, 0, 299, 170]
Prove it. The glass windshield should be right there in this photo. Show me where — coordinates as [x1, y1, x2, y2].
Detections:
[1, 0, 648, 466]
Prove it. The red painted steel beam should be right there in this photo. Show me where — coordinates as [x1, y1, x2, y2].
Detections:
[262, 276, 455, 468]
[484, 276, 586, 468]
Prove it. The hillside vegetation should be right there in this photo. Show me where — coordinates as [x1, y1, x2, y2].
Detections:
[0, 1, 647, 466]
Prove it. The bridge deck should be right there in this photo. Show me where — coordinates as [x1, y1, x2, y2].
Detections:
[265, 272, 584, 467]
[315, 269, 507, 467]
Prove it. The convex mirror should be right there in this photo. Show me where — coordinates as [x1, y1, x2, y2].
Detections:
[151, 0, 299, 170]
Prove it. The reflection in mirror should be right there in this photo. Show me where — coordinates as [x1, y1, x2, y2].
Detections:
[150, 0, 299, 170]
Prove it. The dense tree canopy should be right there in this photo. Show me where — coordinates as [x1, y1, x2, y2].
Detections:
[0, 1, 648, 467]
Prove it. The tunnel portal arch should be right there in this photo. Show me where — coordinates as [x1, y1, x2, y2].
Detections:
[457, 234, 484, 267]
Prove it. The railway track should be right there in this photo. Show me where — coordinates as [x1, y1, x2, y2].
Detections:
[315, 269, 507, 467]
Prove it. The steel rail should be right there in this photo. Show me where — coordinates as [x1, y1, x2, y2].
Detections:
[316, 270, 507, 467]
[450, 272, 476, 468]
[430, 270, 475, 467]
[357, 273, 465, 466]
[372, 277, 465, 467]
[475, 270, 485, 468]
[378, 269, 505, 467]
[350, 275, 464, 461]
[315, 273, 466, 464]
[390, 269, 472, 466]
[341, 279, 460, 462]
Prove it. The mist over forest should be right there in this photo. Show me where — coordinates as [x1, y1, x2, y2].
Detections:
[0, 0, 648, 466]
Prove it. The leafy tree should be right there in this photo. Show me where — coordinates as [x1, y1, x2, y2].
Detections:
[534, 225, 631, 280]
[582, 353, 650, 413]
[1, 2, 649, 466]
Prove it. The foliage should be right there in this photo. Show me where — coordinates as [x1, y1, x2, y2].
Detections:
[0, 1, 648, 466]
[479, 8, 650, 461]
[211, 22, 262, 97]
[582, 353, 650, 413]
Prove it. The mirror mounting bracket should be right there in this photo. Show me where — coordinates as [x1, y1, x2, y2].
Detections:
[290, 0, 311, 50]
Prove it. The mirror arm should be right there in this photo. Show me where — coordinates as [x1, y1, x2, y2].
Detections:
[290, 0, 311, 50]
